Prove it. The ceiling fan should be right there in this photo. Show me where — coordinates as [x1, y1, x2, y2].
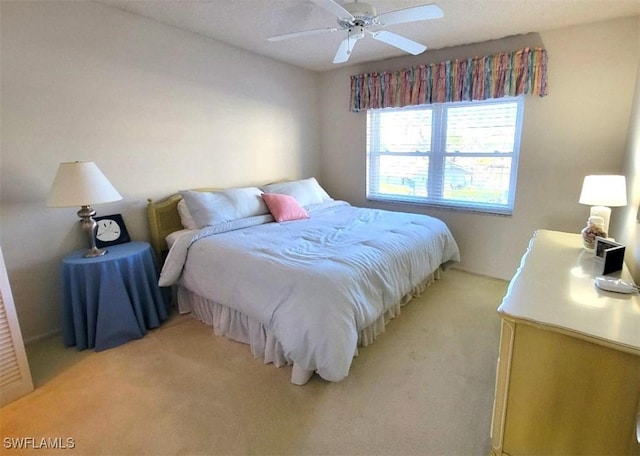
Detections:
[267, 0, 444, 64]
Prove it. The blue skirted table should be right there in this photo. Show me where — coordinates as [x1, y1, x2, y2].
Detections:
[61, 241, 168, 351]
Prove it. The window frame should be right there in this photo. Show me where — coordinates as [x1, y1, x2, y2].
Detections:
[366, 97, 525, 216]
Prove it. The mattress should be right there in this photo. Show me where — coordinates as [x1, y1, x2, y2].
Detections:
[159, 201, 460, 383]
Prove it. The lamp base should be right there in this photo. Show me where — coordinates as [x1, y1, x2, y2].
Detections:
[589, 205, 611, 235]
[77, 205, 107, 258]
[581, 211, 607, 251]
[84, 247, 107, 258]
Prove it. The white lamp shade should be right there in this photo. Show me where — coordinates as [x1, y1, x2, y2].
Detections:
[47, 161, 122, 207]
[578, 175, 627, 207]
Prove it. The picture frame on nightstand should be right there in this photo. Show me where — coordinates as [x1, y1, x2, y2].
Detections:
[594, 237, 625, 275]
[94, 214, 131, 249]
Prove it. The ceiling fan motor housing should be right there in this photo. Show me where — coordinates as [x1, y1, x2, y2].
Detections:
[338, 2, 378, 28]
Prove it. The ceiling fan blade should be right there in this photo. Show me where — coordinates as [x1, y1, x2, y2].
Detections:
[376, 4, 443, 26]
[333, 35, 361, 64]
[371, 30, 427, 55]
[268, 27, 338, 42]
[310, 0, 354, 20]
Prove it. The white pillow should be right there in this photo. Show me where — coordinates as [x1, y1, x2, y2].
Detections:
[177, 199, 198, 230]
[165, 229, 195, 249]
[180, 187, 269, 228]
[260, 177, 333, 207]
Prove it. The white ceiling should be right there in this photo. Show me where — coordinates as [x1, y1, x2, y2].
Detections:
[96, 0, 640, 72]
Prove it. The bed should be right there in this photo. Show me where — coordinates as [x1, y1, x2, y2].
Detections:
[148, 178, 460, 385]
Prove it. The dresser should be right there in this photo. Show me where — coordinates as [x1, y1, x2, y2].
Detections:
[490, 230, 640, 455]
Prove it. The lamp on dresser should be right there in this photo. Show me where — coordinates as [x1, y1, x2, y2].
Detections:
[578, 175, 627, 236]
[47, 161, 122, 258]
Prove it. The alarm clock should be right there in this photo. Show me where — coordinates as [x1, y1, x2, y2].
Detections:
[94, 214, 131, 248]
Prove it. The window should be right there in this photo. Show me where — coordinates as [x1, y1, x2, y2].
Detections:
[366, 97, 524, 215]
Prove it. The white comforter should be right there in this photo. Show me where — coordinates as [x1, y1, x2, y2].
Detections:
[160, 201, 460, 382]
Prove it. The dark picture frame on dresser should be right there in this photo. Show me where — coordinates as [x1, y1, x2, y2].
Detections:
[594, 236, 625, 275]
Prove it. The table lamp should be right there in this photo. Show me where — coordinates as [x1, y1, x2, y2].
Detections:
[578, 175, 627, 235]
[47, 161, 123, 257]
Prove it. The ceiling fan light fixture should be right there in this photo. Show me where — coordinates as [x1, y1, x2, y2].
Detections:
[349, 25, 366, 39]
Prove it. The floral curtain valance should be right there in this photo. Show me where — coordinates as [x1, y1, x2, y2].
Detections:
[350, 47, 547, 112]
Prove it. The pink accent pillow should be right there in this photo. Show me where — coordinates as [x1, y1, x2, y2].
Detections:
[262, 193, 309, 222]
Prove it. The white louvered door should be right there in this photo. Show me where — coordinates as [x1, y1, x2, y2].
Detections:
[0, 246, 33, 406]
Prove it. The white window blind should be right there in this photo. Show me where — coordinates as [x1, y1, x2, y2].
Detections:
[366, 97, 524, 215]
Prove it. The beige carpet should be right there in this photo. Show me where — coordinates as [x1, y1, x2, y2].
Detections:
[1, 269, 507, 456]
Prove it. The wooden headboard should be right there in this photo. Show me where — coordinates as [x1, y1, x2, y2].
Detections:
[146, 188, 218, 262]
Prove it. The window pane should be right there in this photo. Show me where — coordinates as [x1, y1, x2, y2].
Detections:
[377, 109, 432, 153]
[443, 157, 512, 205]
[366, 97, 523, 214]
[375, 155, 429, 197]
[446, 102, 518, 153]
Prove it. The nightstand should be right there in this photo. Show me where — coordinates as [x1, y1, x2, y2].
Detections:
[61, 241, 168, 351]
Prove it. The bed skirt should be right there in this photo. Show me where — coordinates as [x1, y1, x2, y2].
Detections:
[176, 268, 441, 385]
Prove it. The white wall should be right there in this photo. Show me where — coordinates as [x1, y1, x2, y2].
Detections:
[319, 17, 640, 280]
[613, 61, 640, 283]
[0, 2, 321, 341]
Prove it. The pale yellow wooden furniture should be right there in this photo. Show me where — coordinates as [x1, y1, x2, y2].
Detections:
[490, 229, 640, 455]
